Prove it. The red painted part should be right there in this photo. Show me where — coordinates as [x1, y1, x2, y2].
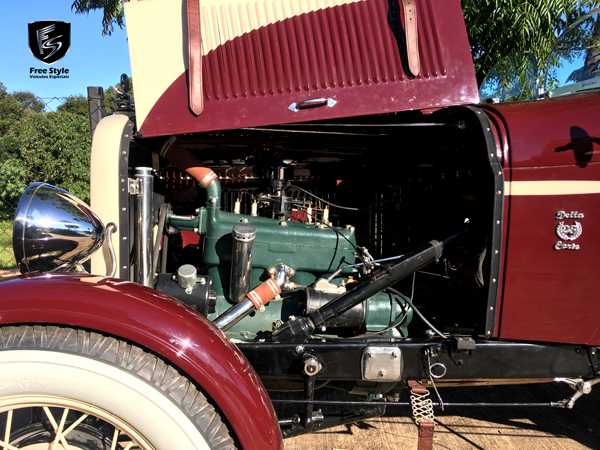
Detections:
[181, 230, 200, 249]
[139, 0, 478, 137]
[499, 164, 600, 345]
[247, 279, 282, 309]
[0, 273, 283, 450]
[485, 93, 600, 168]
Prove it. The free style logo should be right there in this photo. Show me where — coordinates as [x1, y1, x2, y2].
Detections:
[28, 21, 71, 65]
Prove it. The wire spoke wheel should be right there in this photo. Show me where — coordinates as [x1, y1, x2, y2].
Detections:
[0, 396, 153, 449]
[0, 326, 236, 450]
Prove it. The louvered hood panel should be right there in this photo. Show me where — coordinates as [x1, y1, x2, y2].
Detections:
[125, 0, 478, 137]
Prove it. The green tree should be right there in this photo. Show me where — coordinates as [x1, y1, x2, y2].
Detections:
[11, 91, 45, 113]
[16, 112, 91, 203]
[461, 0, 600, 85]
[71, 0, 124, 36]
[57, 95, 90, 117]
[0, 159, 27, 219]
[0, 83, 25, 137]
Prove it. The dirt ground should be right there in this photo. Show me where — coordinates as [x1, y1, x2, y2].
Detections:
[0, 268, 19, 279]
[281, 382, 600, 450]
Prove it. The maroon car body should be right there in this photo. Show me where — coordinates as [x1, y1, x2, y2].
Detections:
[1, 1, 599, 449]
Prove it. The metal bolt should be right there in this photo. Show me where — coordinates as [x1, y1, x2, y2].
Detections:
[123, 237, 127, 240]
[378, 370, 386, 377]
[496, 220, 500, 225]
[490, 306, 494, 311]
[366, 351, 372, 358]
[391, 351, 398, 359]
[490, 153, 494, 157]
[320, 326, 326, 332]
[486, 331, 491, 336]
[494, 250, 499, 254]
[195, 208, 200, 214]
[498, 171, 502, 176]
[122, 265, 127, 270]
[457, 359, 464, 365]
[199, 277, 206, 285]
[295, 345, 305, 355]
[497, 191, 502, 195]
[492, 278, 497, 283]
[289, 315, 296, 322]
[122, 207, 126, 211]
[241, 218, 249, 223]
[303, 357, 321, 376]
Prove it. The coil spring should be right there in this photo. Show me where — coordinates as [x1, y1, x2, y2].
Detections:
[410, 389, 434, 425]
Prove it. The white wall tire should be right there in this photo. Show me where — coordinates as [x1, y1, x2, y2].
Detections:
[0, 326, 236, 450]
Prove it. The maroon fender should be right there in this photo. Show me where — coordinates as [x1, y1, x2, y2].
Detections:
[0, 273, 283, 450]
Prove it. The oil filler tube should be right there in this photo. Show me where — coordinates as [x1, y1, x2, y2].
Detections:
[273, 233, 460, 342]
[230, 224, 257, 303]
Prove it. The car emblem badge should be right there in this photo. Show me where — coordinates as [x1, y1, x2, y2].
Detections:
[555, 221, 583, 241]
[553, 212, 583, 251]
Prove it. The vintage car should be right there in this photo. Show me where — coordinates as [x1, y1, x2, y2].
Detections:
[1, 0, 599, 448]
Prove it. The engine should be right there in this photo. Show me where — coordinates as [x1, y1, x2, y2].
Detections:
[151, 143, 414, 339]
[143, 110, 495, 342]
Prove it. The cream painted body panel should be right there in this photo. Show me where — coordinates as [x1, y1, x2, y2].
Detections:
[125, 0, 187, 132]
[504, 180, 600, 196]
[90, 114, 131, 276]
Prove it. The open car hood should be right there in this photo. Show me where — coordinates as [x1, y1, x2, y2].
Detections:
[125, 0, 479, 137]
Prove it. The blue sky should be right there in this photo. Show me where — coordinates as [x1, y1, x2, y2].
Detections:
[0, 0, 131, 104]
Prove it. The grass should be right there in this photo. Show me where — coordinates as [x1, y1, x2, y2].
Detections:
[0, 220, 16, 270]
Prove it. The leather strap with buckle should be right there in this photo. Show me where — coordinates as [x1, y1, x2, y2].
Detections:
[402, 0, 420, 76]
[186, 0, 204, 115]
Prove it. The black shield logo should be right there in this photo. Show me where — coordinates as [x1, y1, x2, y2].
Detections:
[28, 21, 71, 65]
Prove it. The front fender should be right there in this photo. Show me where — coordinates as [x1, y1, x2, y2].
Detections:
[0, 273, 283, 450]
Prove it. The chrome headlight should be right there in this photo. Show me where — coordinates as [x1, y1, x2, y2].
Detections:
[13, 183, 105, 274]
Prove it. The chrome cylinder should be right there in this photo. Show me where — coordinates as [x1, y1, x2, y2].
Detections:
[213, 298, 255, 331]
[134, 167, 154, 287]
[230, 224, 256, 303]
